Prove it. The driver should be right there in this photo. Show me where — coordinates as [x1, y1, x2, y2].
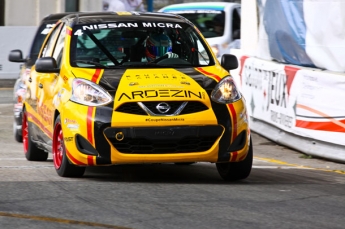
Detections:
[144, 33, 178, 62]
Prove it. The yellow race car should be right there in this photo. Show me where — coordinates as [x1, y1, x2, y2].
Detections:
[19, 12, 252, 181]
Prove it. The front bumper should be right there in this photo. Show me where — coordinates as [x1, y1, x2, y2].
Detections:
[61, 99, 249, 166]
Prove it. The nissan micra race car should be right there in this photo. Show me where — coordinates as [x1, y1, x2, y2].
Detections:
[21, 12, 252, 181]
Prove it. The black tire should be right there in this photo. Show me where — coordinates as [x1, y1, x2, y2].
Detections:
[14, 121, 23, 143]
[216, 138, 253, 181]
[22, 108, 48, 161]
[53, 115, 85, 177]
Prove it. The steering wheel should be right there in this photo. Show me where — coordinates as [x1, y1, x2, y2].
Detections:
[151, 54, 169, 63]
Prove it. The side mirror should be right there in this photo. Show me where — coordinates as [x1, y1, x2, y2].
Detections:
[35, 57, 60, 73]
[221, 54, 238, 71]
[9, 49, 25, 62]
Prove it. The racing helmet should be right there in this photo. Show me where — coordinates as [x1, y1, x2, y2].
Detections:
[145, 33, 172, 62]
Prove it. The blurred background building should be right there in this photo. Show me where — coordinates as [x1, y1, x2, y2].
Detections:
[0, 0, 240, 26]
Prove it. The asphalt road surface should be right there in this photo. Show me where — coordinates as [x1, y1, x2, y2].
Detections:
[0, 89, 344, 229]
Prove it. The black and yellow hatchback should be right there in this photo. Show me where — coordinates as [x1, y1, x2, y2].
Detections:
[15, 11, 252, 181]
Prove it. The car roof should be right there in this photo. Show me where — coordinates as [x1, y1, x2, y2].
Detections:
[60, 12, 187, 25]
[41, 12, 76, 23]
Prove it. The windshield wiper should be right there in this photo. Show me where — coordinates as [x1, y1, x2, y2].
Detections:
[74, 60, 108, 68]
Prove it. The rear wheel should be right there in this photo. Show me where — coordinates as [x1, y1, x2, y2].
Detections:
[53, 115, 85, 177]
[22, 108, 48, 161]
[14, 121, 22, 142]
[216, 138, 253, 181]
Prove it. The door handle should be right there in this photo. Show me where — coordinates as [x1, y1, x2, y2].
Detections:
[38, 83, 43, 89]
[28, 77, 32, 83]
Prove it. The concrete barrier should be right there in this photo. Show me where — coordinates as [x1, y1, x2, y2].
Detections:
[231, 53, 345, 163]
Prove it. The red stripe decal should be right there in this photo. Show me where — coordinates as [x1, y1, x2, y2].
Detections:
[27, 112, 53, 139]
[196, 67, 221, 82]
[87, 156, 94, 166]
[66, 149, 86, 165]
[66, 28, 72, 36]
[228, 104, 237, 141]
[91, 69, 102, 83]
[87, 107, 94, 145]
[231, 152, 238, 162]
[228, 104, 238, 162]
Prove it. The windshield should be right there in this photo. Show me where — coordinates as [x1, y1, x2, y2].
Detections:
[163, 10, 225, 38]
[70, 21, 215, 69]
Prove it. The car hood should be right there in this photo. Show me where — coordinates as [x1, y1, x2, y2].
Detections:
[71, 66, 228, 98]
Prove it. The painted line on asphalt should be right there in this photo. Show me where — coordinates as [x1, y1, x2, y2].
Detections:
[0, 212, 131, 229]
[252, 165, 312, 169]
[254, 156, 345, 175]
[0, 165, 53, 169]
[0, 158, 29, 160]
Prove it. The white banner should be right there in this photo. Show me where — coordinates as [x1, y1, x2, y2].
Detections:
[237, 56, 345, 147]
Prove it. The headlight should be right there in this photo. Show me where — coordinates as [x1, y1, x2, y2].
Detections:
[211, 76, 241, 104]
[70, 78, 112, 106]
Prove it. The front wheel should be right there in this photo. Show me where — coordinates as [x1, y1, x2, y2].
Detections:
[53, 115, 85, 177]
[216, 138, 253, 181]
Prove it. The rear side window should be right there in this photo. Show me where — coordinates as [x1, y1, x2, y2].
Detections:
[28, 23, 55, 66]
[40, 23, 63, 58]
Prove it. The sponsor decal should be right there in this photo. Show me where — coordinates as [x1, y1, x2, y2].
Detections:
[138, 84, 184, 88]
[64, 118, 78, 124]
[154, 129, 175, 136]
[118, 90, 204, 101]
[145, 118, 185, 122]
[77, 22, 182, 33]
[62, 75, 68, 83]
[67, 124, 80, 130]
[125, 73, 187, 80]
[64, 137, 74, 142]
[37, 104, 53, 126]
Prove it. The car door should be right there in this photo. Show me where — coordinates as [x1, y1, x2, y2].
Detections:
[34, 22, 64, 145]
[38, 23, 67, 145]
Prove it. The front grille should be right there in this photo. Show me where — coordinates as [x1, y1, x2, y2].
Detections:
[109, 136, 218, 153]
[115, 101, 208, 115]
[116, 103, 147, 115]
[104, 125, 223, 154]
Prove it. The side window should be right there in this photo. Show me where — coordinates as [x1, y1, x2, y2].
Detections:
[52, 24, 66, 68]
[41, 23, 63, 58]
[232, 7, 241, 40]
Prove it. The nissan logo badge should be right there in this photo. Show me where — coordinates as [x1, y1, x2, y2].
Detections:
[156, 102, 171, 114]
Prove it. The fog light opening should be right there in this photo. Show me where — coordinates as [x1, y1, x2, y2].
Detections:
[115, 132, 124, 141]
